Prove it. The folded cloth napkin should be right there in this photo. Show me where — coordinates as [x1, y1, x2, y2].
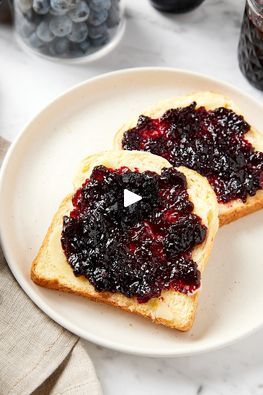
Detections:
[0, 137, 102, 395]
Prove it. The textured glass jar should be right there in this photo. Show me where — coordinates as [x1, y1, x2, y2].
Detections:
[238, 0, 263, 90]
[14, 0, 124, 62]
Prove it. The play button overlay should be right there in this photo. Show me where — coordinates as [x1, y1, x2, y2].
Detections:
[124, 189, 142, 208]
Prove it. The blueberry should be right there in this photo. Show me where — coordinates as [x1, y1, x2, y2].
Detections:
[33, 0, 50, 14]
[107, 4, 120, 28]
[21, 8, 41, 22]
[88, 8, 108, 26]
[49, 15, 72, 37]
[50, 0, 78, 14]
[49, 37, 69, 55]
[90, 0, 111, 12]
[17, 18, 35, 38]
[90, 31, 109, 47]
[68, 22, 88, 43]
[68, 45, 83, 57]
[36, 20, 55, 42]
[28, 32, 46, 48]
[79, 39, 91, 53]
[67, 41, 91, 57]
[88, 22, 107, 39]
[17, 0, 32, 13]
[49, 6, 67, 15]
[69, 1, 90, 22]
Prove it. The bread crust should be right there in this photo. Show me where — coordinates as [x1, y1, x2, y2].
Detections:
[219, 189, 263, 226]
[113, 91, 263, 226]
[31, 150, 219, 331]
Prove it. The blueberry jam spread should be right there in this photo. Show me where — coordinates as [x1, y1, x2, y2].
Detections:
[122, 103, 263, 203]
[61, 165, 207, 303]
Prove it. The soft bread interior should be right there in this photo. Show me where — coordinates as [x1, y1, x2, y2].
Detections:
[32, 150, 219, 331]
[113, 91, 263, 226]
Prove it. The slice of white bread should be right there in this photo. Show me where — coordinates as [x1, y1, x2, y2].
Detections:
[113, 91, 263, 226]
[31, 150, 219, 331]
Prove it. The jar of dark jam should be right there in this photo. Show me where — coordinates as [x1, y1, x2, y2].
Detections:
[238, 0, 263, 91]
[149, 0, 205, 13]
[0, 0, 12, 23]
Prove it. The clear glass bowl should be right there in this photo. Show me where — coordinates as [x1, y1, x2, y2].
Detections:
[14, 0, 124, 63]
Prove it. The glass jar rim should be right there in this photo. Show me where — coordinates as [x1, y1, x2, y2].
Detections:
[248, 0, 263, 16]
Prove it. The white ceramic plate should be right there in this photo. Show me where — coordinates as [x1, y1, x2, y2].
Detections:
[1, 68, 263, 357]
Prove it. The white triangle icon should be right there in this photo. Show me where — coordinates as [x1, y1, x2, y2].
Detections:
[124, 189, 142, 207]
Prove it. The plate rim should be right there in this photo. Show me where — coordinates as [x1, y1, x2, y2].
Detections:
[1, 66, 263, 357]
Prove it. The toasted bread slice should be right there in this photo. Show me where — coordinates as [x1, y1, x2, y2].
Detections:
[31, 150, 218, 331]
[113, 91, 263, 226]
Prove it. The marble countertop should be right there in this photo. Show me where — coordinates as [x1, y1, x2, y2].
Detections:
[1, 0, 263, 394]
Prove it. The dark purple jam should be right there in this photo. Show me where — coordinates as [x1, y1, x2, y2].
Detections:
[61, 165, 207, 303]
[122, 103, 263, 203]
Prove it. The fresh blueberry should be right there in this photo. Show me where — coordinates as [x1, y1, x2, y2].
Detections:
[49, 15, 72, 37]
[28, 32, 46, 48]
[49, 37, 69, 55]
[49, 6, 67, 15]
[67, 43, 83, 57]
[17, 18, 36, 38]
[89, 0, 111, 12]
[20, 8, 40, 22]
[88, 22, 107, 39]
[68, 22, 88, 42]
[17, 0, 33, 13]
[50, 0, 78, 14]
[33, 0, 50, 14]
[79, 38, 91, 53]
[90, 31, 109, 47]
[36, 20, 55, 42]
[88, 8, 108, 26]
[69, 1, 90, 22]
[107, 4, 120, 28]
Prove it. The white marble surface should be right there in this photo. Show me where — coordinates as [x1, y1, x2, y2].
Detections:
[1, 0, 263, 394]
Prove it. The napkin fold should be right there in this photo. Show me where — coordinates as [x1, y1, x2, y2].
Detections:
[0, 137, 102, 395]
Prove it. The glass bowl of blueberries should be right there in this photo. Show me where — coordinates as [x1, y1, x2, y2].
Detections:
[14, 0, 124, 62]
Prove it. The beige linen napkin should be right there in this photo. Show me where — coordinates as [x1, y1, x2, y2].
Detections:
[0, 137, 102, 395]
